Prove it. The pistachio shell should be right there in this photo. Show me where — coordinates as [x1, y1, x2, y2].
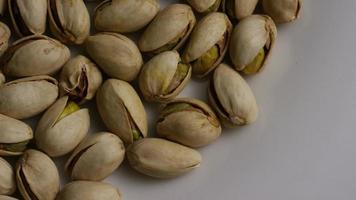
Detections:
[222, 0, 258, 19]
[94, 0, 160, 33]
[16, 149, 60, 200]
[262, 0, 302, 23]
[0, 0, 6, 15]
[0, 195, 18, 200]
[187, 0, 221, 13]
[0, 71, 4, 85]
[0, 22, 10, 57]
[85, 32, 143, 82]
[0, 158, 15, 195]
[0, 76, 58, 119]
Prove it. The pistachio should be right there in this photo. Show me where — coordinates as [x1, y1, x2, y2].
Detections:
[0, 195, 18, 200]
[187, 0, 221, 13]
[0, 70, 4, 85]
[222, 0, 258, 19]
[139, 50, 192, 102]
[85, 32, 143, 82]
[183, 12, 232, 78]
[16, 149, 60, 200]
[96, 79, 148, 145]
[0, 76, 58, 119]
[138, 4, 196, 55]
[94, 0, 160, 33]
[0, 158, 15, 195]
[0, 22, 10, 57]
[262, 0, 302, 23]
[0, 0, 6, 15]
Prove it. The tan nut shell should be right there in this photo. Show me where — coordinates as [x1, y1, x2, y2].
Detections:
[0, 158, 15, 195]
[0, 195, 18, 200]
[0, 76, 58, 119]
[187, 0, 219, 13]
[222, 0, 258, 19]
[0, 71, 4, 85]
[94, 0, 160, 33]
[262, 0, 302, 23]
[0, 22, 10, 57]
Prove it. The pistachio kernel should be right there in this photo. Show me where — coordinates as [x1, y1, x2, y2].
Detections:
[206, 0, 221, 12]
[0, 141, 29, 153]
[192, 45, 219, 75]
[58, 101, 80, 122]
[132, 130, 142, 141]
[243, 48, 266, 75]
[152, 26, 189, 54]
[164, 62, 190, 95]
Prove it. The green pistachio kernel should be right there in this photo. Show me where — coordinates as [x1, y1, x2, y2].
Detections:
[0, 141, 29, 153]
[192, 45, 219, 75]
[206, 0, 221, 12]
[243, 48, 266, 75]
[164, 62, 190, 95]
[58, 101, 80, 122]
[132, 130, 143, 141]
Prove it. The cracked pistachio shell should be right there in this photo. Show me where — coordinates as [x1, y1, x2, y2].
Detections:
[0, 76, 58, 119]
[222, 0, 258, 19]
[94, 0, 160, 33]
[48, 0, 90, 44]
[0, 158, 15, 195]
[157, 98, 221, 148]
[0, 22, 10, 57]
[16, 149, 60, 200]
[35, 96, 89, 157]
[65, 132, 125, 181]
[262, 0, 302, 23]
[127, 138, 202, 178]
[85, 32, 143, 82]
[0, 196, 18, 200]
[187, 0, 221, 13]
[8, 0, 47, 37]
[57, 181, 122, 200]
[138, 4, 196, 55]
[139, 51, 192, 102]
[229, 15, 277, 74]
[96, 79, 148, 145]
[183, 12, 232, 78]
[209, 64, 258, 127]
[1, 35, 70, 77]
[59, 55, 103, 104]
[0, 71, 4, 85]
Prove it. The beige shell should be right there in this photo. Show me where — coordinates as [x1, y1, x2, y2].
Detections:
[0, 76, 58, 119]
[0, 70, 4, 85]
[0, 195, 19, 200]
[96, 79, 148, 145]
[138, 4, 196, 54]
[65, 132, 125, 181]
[187, 0, 220, 13]
[0, 22, 10, 57]
[94, 0, 160, 33]
[85, 32, 143, 82]
[1, 35, 70, 77]
[222, 0, 258, 19]
[59, 55, 103, 104]
[127, 138, 202, 178]
[16, 149, 60, 200]
[0, 158, 15, 195]
[262, 0, 302, 23]
[48, 0, 90, 44]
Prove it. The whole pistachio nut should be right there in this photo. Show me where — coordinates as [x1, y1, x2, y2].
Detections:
[127, 138, 202, 178]
[57, 181, 122, 200]
[16, 149, 60, 200]
[0, 0, 6, 15]
[96, 79, 148, 145]
[35, 96, 90, 157]
[1, 35, 70, 77]
[157, 98, 221, 148]
[0, 70, 5, 85]
[139, 50, 192, 102]
[85, 32, 143, 82]
[222, 0, 258, 19]
[0, 195, 18, 200]
[229, 15, 277, 74]
[138, 4, 196, 55]
[94, 0, 160, 33]
[0, 22, 10, 57]
[8, 0, 47, 37]
[0, 158, 15, 195]
[187, 0, 221, 13]
[183, 12, 232, 78]
[65, 132, 125, 181]
[59, 55, 103, 104]
[0, 76, 58, 119]
[262, 0, 302, 23]
[48, 0, 90, 44]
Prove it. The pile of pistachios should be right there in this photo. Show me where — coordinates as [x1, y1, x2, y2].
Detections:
[0, 0, 302, 199]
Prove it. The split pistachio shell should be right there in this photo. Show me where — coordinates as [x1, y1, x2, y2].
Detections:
[94, 0, 160, 33]
[0, 22, 10, 57]
[0, 158, 15, 195]
[16, 149, 60, 200]
[48, 0, 90, 44]
[0, 71, 4, 85]
[183, 12, 232, 78]
[222, 0, 258, 19]
[85, 32, 143, 82]
[0, 76, 58, 119]
[138, 4, 196, 54]
[96, 79, 148, 145]
[139, 51, 192, 102]
[262, 0, 302, 23]
[59, 55, 103, 104]
[187, 0, 221, 13]
[0, 195, 18, 200]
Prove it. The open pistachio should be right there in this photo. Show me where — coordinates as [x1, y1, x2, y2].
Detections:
[229, 15, 277, 74]
[138, 4, 196, 55]
[0, 76, 58, 119]
[187, 0, 221, 13]
[139, 51, 191, 102]
[48, 0, 90, 44]
[183, 12, 232, 78]
[0, 158, 15, 195]
[85, 32, 143, 82]
[0, 70, 4, 85]
[16, 149, 60, 200]
[94, 0, 160, 33]
[222, 0, 258, 19]
[96, 79, 148, 145]
[0, 195, 18, 200]
[0, 22, 10, 57]
[262, 0, 302, 23]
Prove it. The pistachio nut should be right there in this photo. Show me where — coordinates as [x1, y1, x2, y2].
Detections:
[229, 15, 277, 74]
[0, 158, 15, 195]
[187, 0, 221, 13]
[59, 55, 103, 104]
[65, 132, 125, 181]
[0, 22, 10, 57]
[139, 51, 192, 102]
[262, 0, 302, 23]
[16, 149, 60, 200]
[35, 96, 89, 157]
[0, 195, 18, 200]
[56, 181, 122, 200]
[183, 12, 232, 78]
[85, 32, 143, 82]
[0, 70, 4, 85]
[0, 76, 58, 119]
[1, 35, 70, 77]
[94, 0, 160, 33]
[8, 0, 47, 37]
[138, 4, 196, 55]
[48, 0, 90, 44]
[0, 0, 6, 15]
[96, 79, 148, 145]
[222, 0, 258, 19]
